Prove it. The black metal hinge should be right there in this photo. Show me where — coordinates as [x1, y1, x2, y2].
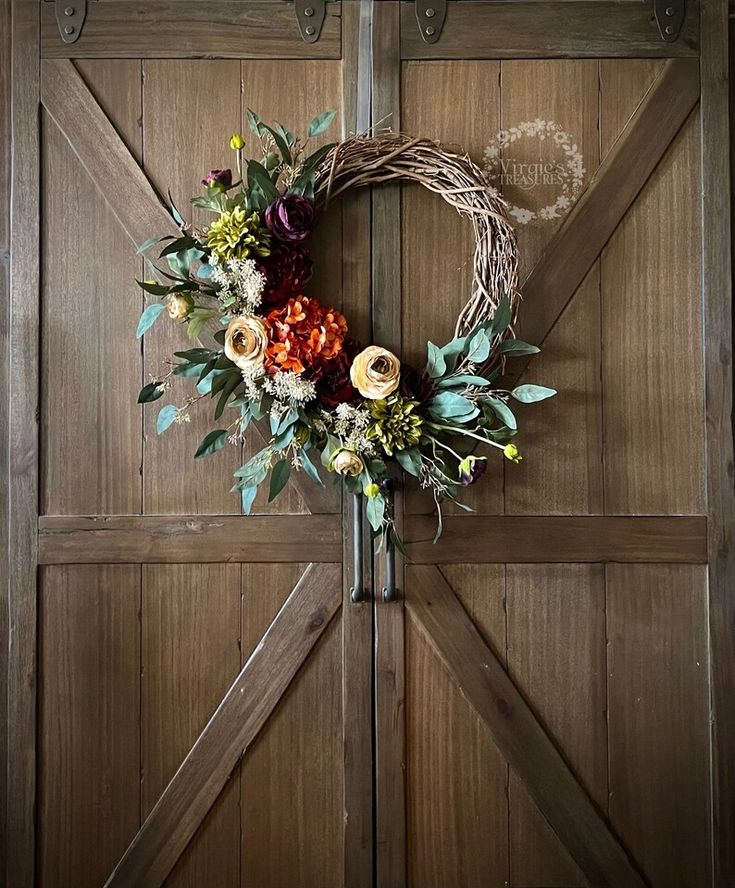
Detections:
[295, 0, 326, 43]
[55, 0, 87, 44]
[415, 0, 447, 44]
[654, 0, 685, 42]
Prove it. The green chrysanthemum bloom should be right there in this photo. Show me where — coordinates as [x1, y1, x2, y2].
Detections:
[367, 395, 423, 457]
[205, 207, 271, 261]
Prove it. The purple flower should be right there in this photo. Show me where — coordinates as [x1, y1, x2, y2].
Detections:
[265, 194, 316, 245]
[201, 169, 232, 192]
[458, 455, 487, 486]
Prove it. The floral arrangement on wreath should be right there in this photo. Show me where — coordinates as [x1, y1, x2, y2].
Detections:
[136, 110, 555, 544]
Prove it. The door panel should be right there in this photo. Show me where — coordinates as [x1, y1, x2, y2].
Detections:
[32, 6, 370, 888]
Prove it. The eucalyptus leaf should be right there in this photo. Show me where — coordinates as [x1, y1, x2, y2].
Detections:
[366, 493, 386, 532]
[498, 339, 540, 357]
[484, 395, 517, 430]
[159, 235, 199, 258]
[241, 484, 258, 515]
[436, 374, 492, 389]
[466, 329, 491, 364]
[511, 384, 557, 403]
[396, 447, 422, 477]
[308, 109, 337, 138]
[214, 373, 242, 420]
[246, 108, 264, 137]
[300, 449, 324, 487]
[428, 391, 476, 420]
[268, 460, 291, 502]
[247, 160, 279, 202]
[156, 405, 178, 435]
[136, 303, 165, 338]
[136, 279, 170, 296]
[260, 123, 292, 165]
[137, 381, 165, 404]
[426, 342, 447, 379]
[194, 429, 229, 458]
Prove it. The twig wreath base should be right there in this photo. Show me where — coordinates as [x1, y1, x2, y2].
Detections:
[135, 112, 555, 544]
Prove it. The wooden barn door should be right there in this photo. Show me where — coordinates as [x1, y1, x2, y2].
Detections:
[8, 3, 372, 887]
[370, 2, 733, 888]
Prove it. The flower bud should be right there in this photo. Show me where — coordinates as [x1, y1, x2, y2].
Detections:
[165, 294, 191, 322]
[230, 133, 245, 150]
[364, 482, 380, 498]
[503, 443, 522, 463]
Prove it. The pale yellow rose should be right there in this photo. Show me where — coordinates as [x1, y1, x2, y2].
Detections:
[166, 294, 190, 321]
[350, 345, 401, 399]
[224, 315, 269, 370]
[332, 450, 364, 477]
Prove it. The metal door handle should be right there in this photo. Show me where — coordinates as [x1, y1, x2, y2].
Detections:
[349, 494, 364, 603]
[382, 533, 396, 603]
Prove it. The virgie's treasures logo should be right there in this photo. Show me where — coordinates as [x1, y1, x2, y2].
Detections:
[483, 119, 585, 225]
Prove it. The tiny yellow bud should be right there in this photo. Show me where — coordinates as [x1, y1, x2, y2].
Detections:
[364, 482, 380, 499]
[503, 443, 522, 463]
[229, 133, 245, 150]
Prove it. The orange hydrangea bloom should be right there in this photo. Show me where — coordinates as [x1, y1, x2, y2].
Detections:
[265, 296, 348, 375]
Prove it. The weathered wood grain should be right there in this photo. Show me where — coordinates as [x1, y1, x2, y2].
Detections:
[141, 565, 241, 888]
[105, 562, 341, 888]
[240, 565, 344, 887]
[400, 0, 699, 59]
[406, 565, 646, 888]
[40, 1, 342, 59]
[701, 0, 735, 878]
[7, 2, 40, 885]
[339, 9, 374, 885]
[406, 565, 508, 886]
[405, 515, 707, 564]
[510, 58, 700, 385]
[38, 566, 141, 888]
[506, 565, 607, 886]
[600, 63, 704, 514]
[607, 565, 711, 886]
[141, 59, 243, 516]
[41, 60, 143, 515]
[38, 515, 342, 564]
[372, 7, 407, 888]
[501, 60, 603, 516]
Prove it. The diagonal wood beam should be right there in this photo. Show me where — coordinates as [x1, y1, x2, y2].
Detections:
[40, 58, 333, 514]
[105, 562, 342, 888]
[406, 565, 648, 888]
[510, 57, 700, 383]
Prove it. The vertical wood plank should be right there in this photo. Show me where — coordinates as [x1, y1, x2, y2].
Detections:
[501, 60, 602, 516]
[41, 60, 143, 515]
[401, 60, 503, 517]
[600, 62, 704, 515]
[701, 0, 735, 878]
[340, 6, 374, 885]
[406, 565, 508, 888]
[7, 2, 39, 884]
[141, 565, 241, 888]
[0, 0, 11, 867]
[142, 60, 242, 514]
[240, 564, 344, 887]
[38, 565, 141, 888]
[506, 564, 607, 887]
[372, 6, 407, 888]
[607, 565, 710, 887]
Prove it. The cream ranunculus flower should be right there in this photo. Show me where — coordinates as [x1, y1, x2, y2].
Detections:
[350, 345, 401, 399]
[166, 293, 190, 321]
[332, 450, 364, 477]
[224, 315, 269, 370]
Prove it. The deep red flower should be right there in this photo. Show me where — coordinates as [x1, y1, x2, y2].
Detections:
[265, 194, 316, 244]
[258, 245, 313, 310]
[310, 337, 362, 407]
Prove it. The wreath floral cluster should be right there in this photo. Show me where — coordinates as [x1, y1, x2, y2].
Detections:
[136, 111, 555, 542]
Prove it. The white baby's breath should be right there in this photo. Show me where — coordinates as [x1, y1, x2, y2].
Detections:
[211, 257, 266, 315]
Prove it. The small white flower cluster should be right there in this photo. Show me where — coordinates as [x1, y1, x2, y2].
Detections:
[327, 403, 376, 455]
[263, 371, 316, 406]
[211, 257, 266, 315]
[239, 363, 266, 401]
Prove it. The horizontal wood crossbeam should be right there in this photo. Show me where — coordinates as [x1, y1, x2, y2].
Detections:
[406, 565, 648, 888]
[511, 57, 700, 383]
[405, 515, 707, 564]
[39, 58, 332, 515]
[38, 515, 343, 563]
[41, 1, 342, 59]
[105, 562, 342, 888]
[39, 514, 707, 564]
[400, 0, 699, 59]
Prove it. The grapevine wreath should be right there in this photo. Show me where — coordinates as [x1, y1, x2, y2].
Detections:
[136, 111, 555, 544]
